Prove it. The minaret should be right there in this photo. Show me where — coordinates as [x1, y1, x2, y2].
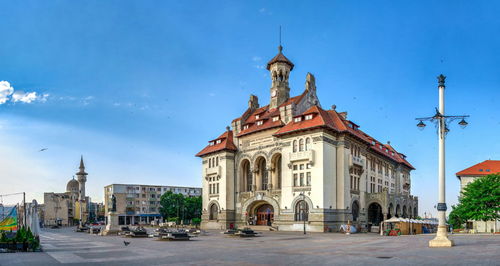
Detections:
[76, 156, 87, 201]
[267, 45, 294, 109]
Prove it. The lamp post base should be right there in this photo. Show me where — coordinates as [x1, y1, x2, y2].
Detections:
[429, 226, 454, 247]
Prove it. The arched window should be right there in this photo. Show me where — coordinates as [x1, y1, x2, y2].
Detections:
[293, 140, 297, 152]
[299, 139, 304, 152]
[209, 158, 211, 168]
[294, 200, 309, 221]
[260, 159, 268, 190]
[305, 138, 311, 151]
[243, 160, 252, 192]
[277, 156, 282, 189]
[209, 203, 218, 220]
[216, 157, 219, 166]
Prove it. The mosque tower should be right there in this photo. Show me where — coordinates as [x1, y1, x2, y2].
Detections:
[76, 156, 87, 201]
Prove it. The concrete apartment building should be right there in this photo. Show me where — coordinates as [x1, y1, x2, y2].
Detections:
[196, 45, 418, 232]
[104, 184, 201, 225]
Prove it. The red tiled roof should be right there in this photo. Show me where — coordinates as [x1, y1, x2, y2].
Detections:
[274, 105, 414, 169]
[237, 107, 283, 137]
[267, 51, 294, 70]
[456, 160, 500, 176]
[196, 130, 237, 157]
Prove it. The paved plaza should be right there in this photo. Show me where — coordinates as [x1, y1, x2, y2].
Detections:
[2, 227, 499, 265]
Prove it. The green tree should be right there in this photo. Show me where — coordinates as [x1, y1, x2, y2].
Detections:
[159, 191, 185, 224]
[455, 174, 500, 226]
[184, 196, 202, 222]
[448, 204, 466, 229]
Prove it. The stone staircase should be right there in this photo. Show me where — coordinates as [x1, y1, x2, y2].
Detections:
[245, 225, 278, 231]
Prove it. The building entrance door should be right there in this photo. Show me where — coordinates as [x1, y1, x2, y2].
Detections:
[256, 204, 274, 226]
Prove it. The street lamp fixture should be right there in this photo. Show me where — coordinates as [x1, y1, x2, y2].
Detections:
[417, 120, 426, 130]
[458, 119, 468, 129]
[415, 74, 469, 248]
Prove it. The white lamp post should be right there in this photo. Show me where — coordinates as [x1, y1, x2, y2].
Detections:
[416, 74, 469, 248]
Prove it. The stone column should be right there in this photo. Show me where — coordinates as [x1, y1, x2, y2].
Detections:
[336, 137, 345, 209]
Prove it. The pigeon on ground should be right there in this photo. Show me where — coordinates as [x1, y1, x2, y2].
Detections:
[123, 241, 130, 246]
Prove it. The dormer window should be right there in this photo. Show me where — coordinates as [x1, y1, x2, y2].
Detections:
[243, 125, 249, 130]
[348, 123, 353, 128]
[256, 120, 263, 126]
[305, 114, 313, 120]
[372, 141, 376, 145]
[216, 139, 221, 144]
[294, 117, 302, 122]
[255, 115, 260, 119]
[209, 141, 214, 146]
[272, 116, 279, 122]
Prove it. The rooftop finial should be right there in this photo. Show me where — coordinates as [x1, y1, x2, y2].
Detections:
[437, 74, 446, 88]
[79, 155, 84, 169]
[278, 25, 283, 53]
[226, 126, 230, 131]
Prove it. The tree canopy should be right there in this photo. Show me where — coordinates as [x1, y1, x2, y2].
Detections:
[449, 174, 500, 227]
[159, 191, 202, 224]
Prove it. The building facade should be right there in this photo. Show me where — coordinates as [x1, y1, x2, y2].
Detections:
[103, 184, 202, 225]
[196, 46, 418, 232]
[43, 157, 90, 226]
[456, 160, 500, 233]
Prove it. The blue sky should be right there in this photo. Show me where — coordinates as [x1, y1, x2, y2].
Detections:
[1, 1, 499, 217]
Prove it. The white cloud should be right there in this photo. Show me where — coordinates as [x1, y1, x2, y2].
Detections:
[12, 91, 38, 103]
[252, 56, 262, 62]
[0, 80, 48, 104]
[259, 8, 272, 15]
[0, 81, 14, 104]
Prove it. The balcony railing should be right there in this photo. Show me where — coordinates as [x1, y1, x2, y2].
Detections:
[289, 150, 314, 164]
[349, 155, 364, 167]
[205, 165, 221, 176]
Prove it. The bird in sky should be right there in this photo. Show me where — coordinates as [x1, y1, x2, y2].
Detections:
[123, 241, 130, 246]
[38, 148, 48, 152]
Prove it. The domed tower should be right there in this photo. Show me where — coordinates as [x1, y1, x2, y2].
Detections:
[66, 177, 79, 194]
[76, 156, 87, 201]
[267, 45, 294, 109]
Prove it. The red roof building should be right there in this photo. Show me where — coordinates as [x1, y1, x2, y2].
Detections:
[196, 45, 418, 232]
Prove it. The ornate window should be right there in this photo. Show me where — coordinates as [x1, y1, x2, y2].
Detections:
[305, 138, 311, 151]
[209, 203, 218, 220]
[299, 139, 304, 152]
[294, 200, 309, 221]
[293, 140, 297, 152]
[242, 160, 252, 192]
[260, 159, 268, 190]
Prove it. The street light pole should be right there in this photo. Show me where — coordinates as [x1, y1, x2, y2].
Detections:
[416, 74, 469, 248]
[301, 193, 306, 235]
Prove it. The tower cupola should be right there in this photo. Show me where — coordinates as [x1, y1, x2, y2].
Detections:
[267, 45, 294, 109]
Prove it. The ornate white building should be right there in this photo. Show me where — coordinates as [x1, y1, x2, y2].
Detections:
[196, 46, 418, 232]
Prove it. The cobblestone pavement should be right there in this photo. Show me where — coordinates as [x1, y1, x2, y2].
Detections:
[1, 227, 499, 266]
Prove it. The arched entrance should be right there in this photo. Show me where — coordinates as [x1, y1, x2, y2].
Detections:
[387, 203, 394, 219]
[402, 205, 407, 218]
[256, 204, 274, 225]
[368, 202, 383, 225]
[352, 201, 360, 222]
[395, 204, 401, 218]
